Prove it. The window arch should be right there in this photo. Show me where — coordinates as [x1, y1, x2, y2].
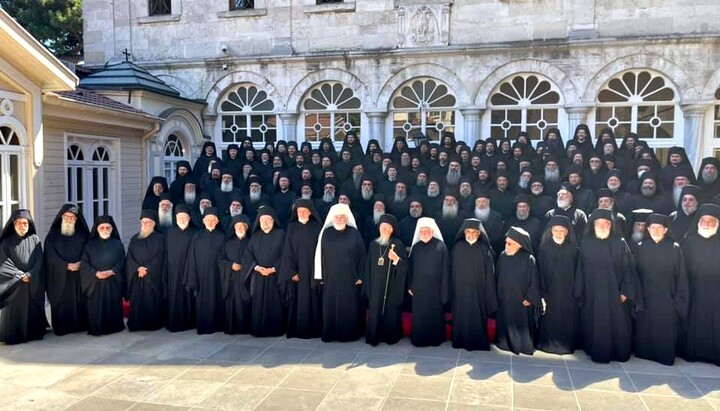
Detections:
[67, 144, 85, 213]
[0, 126, 24, 223]
[390, 78, 456, 142]
[488, 74, 562, 140]
[66, 137, 117, 228]
[219, 84, 277, 145]
[163, 134, 186, 183]
[595, 70, 679, 140]
[301, 82, 362, 144]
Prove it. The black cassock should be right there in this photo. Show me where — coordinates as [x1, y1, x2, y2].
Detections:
[163, 226, 197, 332]
[244, 228, 286, 337]
[409, 238, 450, 347]
[495, 251, 540, 355]
[81, 237, 126, 336]
[0, 234, 45, 344]
[184, 228, 226, 334]
[126, 231, 166, 331]
[45, 230, 88, 336]
[364, 238, 408, 346]
[218, 234, 251, 335]
[279, 220, 322, 339]
[450, 240, 497, 351]
[634, 239, 688, 365]
[681, 234, 720, 365]
[320, 227, 366, 342]
[536, 241, 579, 354]
[574, 237, 637, 363]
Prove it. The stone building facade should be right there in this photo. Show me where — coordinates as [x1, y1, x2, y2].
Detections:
[82, 0, 720, 176]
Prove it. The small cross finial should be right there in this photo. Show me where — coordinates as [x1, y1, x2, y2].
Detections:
[122, 48, 132, 62]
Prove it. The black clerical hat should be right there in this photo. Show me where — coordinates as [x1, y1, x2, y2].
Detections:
[647, 213, 670, 227]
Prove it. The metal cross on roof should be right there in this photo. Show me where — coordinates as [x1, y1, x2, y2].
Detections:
[122, 48, 132, 62]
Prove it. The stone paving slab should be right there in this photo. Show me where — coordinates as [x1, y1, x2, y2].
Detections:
[0, 329, 718, 410]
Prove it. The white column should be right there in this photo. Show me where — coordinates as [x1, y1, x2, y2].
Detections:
[279, 113, 298, 143]
[366, 111, 387, 148]
[460, 108, 484, 145]
[565, 104, 592, 140]
[682, 104, 709, 168]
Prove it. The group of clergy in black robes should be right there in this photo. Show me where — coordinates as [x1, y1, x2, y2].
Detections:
[2, 125, 720, 367]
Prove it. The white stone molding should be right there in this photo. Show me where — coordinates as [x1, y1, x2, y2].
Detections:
[285, 68, 370, 113]
[205, 70, 281, 116]
[475, 59, 577, 107]
[582, 53, 699, 104]
[376, 63, 470, 110]
[396, 1, 451, 48]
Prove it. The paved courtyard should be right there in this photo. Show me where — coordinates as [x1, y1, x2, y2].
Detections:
[0, 328, 719, 411]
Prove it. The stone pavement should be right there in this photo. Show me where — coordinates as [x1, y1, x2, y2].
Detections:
[0, 329, 719, 411]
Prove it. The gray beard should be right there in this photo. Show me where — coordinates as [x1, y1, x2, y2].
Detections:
[376, 237, 390, 246]
[682, 205, 697, 215]
[544, 170, 560, 182]
[703, 172, 718, 184]
[631, 231, 644, 242]
[158, 210, 173, 227]
[474, 207, 490, 222]
[641, 187, 656, 197]
[60, 223, 75, 237]
[443, 204, 459, 219]
[673, 186, 683, 207]
[323, 192, 335, 203]
[518, 180, 528, 190]
[361, 190, 373, 201]
[427, 188, 440, 198]
[446, 170, 461, 186]
[138, 228, 153, 239]
[301, 193, 312, 200]
[394, 192, 407, 202]
[249, 190, 261, 203]
[221, 181, 233, 192]
[230, 208, 243, 217]
[373, 211, 383, 224]
[184, 192, 196, 204]
[516, 211, 529, 221]
[353, 174, 362, 189]
[409, 209, 422, 218]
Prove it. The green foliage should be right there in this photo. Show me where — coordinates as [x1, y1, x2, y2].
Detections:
[0, 0, 83, 58]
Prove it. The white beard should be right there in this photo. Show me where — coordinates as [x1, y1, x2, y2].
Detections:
[531, 187, 543, 196]
[138, 227, 153, 239]
[409, 209, 422, 218]
[376, 236, 390, 246]
[249, 190, 261, 203]
[518, 179, 528, 190]
[631, 231, 643, 242]
[474, 207, 490, 222]
[361, 189, 373, 201]
[394, 192, 407, 203]
[177, 220, 189, 231]
[596, 230, 611, 240]
[333, 222, 347, 231]
[158, 210, 173, 228]
[230, 208, 243, 217]
[184, 192, 196, 204]
[698, 226, 718, 239]
[235, 231, 246, 240]
[99, 232, 111, 240]
[221, 181, 233, 192]
[323, 192, 335, 203]
[60, 222, 75, 237]
[557, 198, 571, 209]
[465, 235, 477, 245]
[373, 211, 383, 224]
[516, 211, 529, 221]
[427, 187, 440, 198]
[682, 204, 697, 215]
[301, 193, 312, 200]
[442, 204, 459, 219]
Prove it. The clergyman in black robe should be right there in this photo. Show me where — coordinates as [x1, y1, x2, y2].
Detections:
[279, 199, 322, 339]
[574, 208, 640, 363]
[314, 203, 367, 342]
[244, 207, 286, 337]
[184, 207, 226, 334]
[0, 210, 46, 344]
[408, 217, 450, 347]
[495, 226, 541, 355]
[450, 218, 497, 351]
[364, 214, 408, 346]
[126, 210, 166, 331]
[536, 215, 579, 355]
[634, 213, 688, 365]
[44, 204, 89, 336]
[163, 204, 197, 332]
[80, 215, 126, 336]
[142, 176, 169, 211]
[681, 203, 720, 365]
[218, 214, 251, 335]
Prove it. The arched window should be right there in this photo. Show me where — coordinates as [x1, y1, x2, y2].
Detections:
[163, 134, 185, 183]
[220, 84, 277, 145]
[488, 74, 562, 140]
[302, 82, 362, 143]
[66, 137, 117, 228]
[67, 144, 85, 213]
[595, 70, 678, 140]
[0, 126, 24, 223]
[391, 78, 456, 141]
